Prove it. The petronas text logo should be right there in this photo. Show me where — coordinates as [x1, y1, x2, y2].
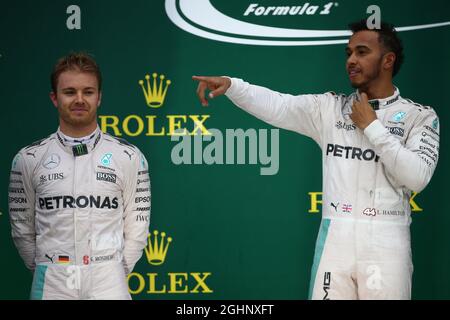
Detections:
[139, 73, 171, 108]
[145, 230, 172, 265]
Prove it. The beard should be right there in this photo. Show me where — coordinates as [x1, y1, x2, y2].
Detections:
[350, 57, 383, 90]
[58, 102, 97, 127]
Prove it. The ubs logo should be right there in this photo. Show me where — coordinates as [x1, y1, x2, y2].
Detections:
[40, 173, 64, 185]
[335, 121, 356, 131]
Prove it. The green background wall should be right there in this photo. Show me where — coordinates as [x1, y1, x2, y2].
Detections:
[0, 0, 449, 299]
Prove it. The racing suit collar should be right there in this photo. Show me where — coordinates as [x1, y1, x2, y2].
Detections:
[56, 126, 102, 155]
[356, 87, 400, 110]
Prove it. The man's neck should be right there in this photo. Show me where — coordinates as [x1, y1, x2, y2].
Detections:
[59, 122, 98, 138]
[359, 81, 396, 100]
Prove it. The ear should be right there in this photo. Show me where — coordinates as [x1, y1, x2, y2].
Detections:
[49, 92, 58, 108]
[97, 91, 102, 108]
[383, 52, 396, 71]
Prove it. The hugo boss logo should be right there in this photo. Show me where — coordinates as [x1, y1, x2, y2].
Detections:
[96, 172, 117, 183]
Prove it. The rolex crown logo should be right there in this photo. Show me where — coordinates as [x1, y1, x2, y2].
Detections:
[139, 73, 171, 108]
[145, 230, 172, 265]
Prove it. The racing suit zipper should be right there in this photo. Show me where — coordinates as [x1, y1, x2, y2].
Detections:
[352, 127, 365, 286]
[72, 153, 81, 298]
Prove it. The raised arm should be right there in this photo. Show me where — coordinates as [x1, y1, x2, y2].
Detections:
[193, 76, 329, 145]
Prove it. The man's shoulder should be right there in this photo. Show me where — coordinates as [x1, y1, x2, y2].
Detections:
[397, 96, 436, 114]
[101, 133, 148, 170]
[321, 91, 354, 110]
[17, 133, 55, 156]
[101, 133, 148, 160]
[23, 134, 53, 150]
[326, 91, 348, 98]
[308, 91, 349, 106]
[13, 133, 56, 170]
[102, 133, 138, 150]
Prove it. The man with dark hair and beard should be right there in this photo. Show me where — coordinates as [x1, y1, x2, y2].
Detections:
[192, 20, 440, 299]
[9, 52, 151, 299]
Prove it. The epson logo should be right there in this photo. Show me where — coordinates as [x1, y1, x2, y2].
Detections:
[9, 197, 27, 204]
[38, 195, 119, 210]
[135, 196, 151, 204]
[96, 172, 117, 184]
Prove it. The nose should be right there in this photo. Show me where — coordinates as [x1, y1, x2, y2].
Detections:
[75, 91, 84, 103]
[347, 53, 357, 67]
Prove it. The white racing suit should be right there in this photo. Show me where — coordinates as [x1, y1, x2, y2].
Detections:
[225, 78, 439, 299]
[9, 127, 151, 299]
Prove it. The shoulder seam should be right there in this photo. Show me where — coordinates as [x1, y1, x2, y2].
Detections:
[24, 136, 51, 150]
[103, 133, 137, 151]
[400, 98, 432, 111]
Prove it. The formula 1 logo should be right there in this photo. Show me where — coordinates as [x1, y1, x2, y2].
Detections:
[165, 0, 450, 46]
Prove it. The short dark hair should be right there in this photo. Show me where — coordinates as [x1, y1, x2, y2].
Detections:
[349, 20, 404, 77]
[50, 52, 102, 92]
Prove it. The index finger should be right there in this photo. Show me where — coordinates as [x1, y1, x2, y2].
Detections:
[360, 92, 369, 104]
[192, 75, 210, 82]
[196, 81, 209, 106]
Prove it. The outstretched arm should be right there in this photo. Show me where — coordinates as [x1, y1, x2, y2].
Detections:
[192, 75, 328, 145]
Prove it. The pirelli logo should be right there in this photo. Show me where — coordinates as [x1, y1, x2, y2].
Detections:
[96, 172, 117, 183]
